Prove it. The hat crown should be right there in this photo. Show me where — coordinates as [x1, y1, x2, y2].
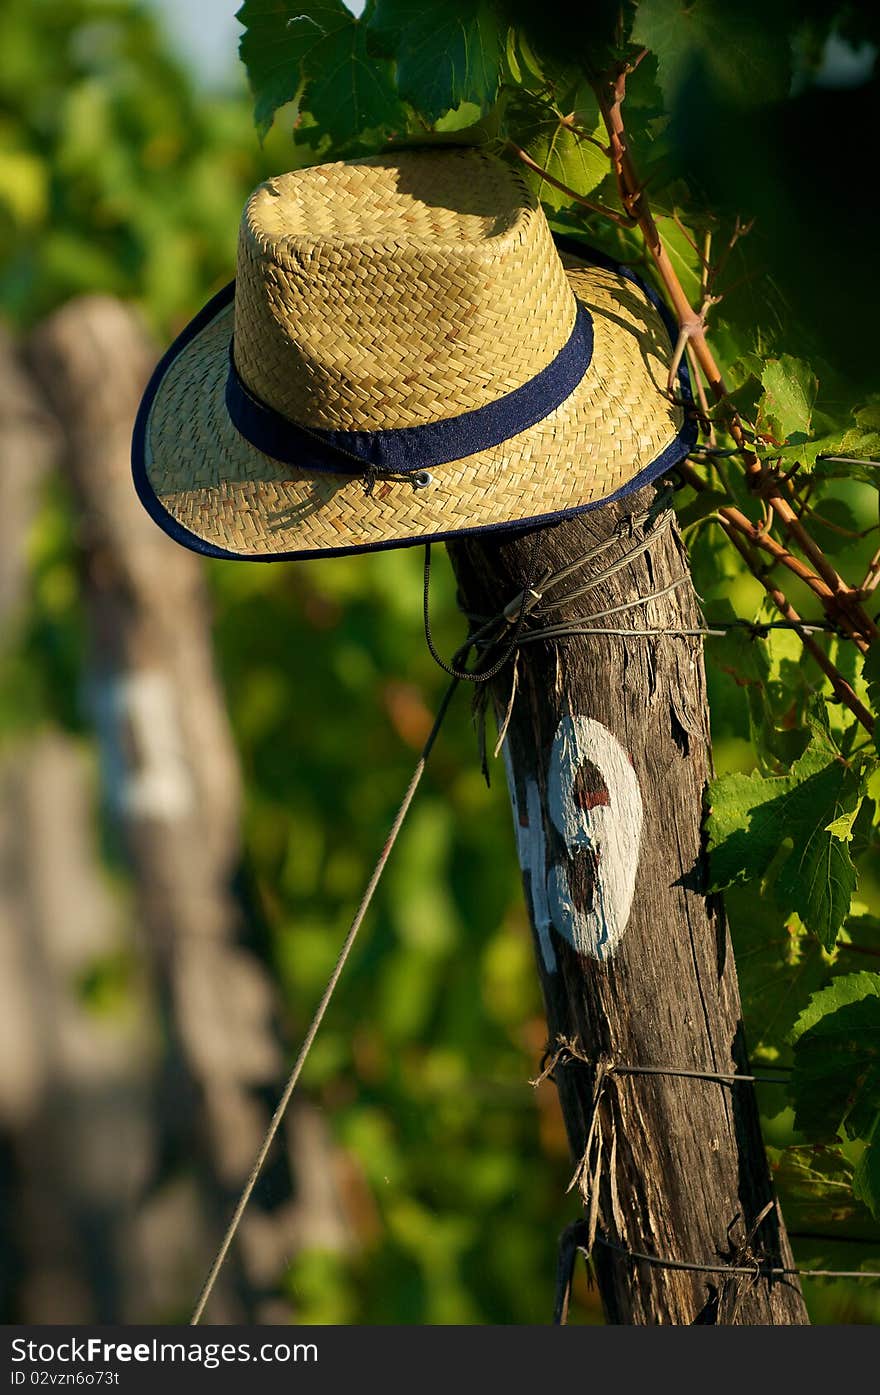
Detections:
[232, 150, 578, 432]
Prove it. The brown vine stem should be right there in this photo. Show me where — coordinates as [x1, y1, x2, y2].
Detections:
[677, 462, 874, 730]
[678, 461, 837, 602]
[722, 526, 875, 735]
[507, 142, 637, 228]
[590, 59, 878, 652]
[860, 543, 880, 597]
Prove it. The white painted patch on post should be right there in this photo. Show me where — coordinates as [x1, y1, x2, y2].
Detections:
[92, 671, 195, 821]
[546, 717, 643, 961]
[502, 742, 557, 973]
[502, 718, 643, 969]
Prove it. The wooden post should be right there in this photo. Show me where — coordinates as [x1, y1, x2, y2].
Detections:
[448, 488, 810, 1325]
[26, 297, 352, 1321]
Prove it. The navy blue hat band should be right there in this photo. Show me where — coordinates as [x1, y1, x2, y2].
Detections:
[224, 303, 594, 475]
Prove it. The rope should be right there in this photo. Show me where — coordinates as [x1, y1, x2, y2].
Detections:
[190, 677, 459, 1325]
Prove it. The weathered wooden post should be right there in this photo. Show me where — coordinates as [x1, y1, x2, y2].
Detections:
[27, 297, 351, 1321]
[448, 487, 810, 1325]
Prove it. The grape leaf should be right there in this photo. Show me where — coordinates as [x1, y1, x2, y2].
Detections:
[706, 710, 876, 948]
[674, 487, 728, 531]
[836, 400, 880, 462]
[760, 397, 880, 474]
[504, 26, 546, 89]
[770, 1145, 880, 1247]
[701, 597, 805, 769]
[866, 643, 880, 756]
[367, 0, 503, 122]
[758, 355, 818, 446]
[724, 885, 832, 1055]
[855, 1143, 880, 1222]
[790, 973, 880, 1218]
[631, 0, 792, 111]
[237, 0, 404, 147]
[505, 89, 607, 213]
[804, 497, 862, 557]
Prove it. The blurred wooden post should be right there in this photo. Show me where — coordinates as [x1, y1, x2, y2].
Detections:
[0, 325, 156, 1322]
[448, 494, 809, 1325]
[0, 325, 58, 616]
[27, 297, 350, 1321]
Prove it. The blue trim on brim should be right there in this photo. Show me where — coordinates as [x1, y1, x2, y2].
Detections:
[131, 241, 697, 563]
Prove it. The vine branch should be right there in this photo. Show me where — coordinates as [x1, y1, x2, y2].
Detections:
[503, 64, 877, 733]
[580, 54, 878, 732]
[508, 141, 637, 227]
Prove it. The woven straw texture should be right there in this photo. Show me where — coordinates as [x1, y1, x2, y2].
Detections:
[142, 148, 685, 558]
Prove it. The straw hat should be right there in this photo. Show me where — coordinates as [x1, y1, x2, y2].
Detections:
[132, 148, 695, 560]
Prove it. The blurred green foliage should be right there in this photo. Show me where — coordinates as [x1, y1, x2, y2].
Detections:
[0, 0, 594, 1326]
[0, 0, 300, 330]
[3, 0, 880, 1323]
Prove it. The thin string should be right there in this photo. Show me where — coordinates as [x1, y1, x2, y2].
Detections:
[534, 1044, 793, 1090]
[190, 677, 459, 1325]
[609, 1063, 790, 1086]
[423, 529, 543, 682]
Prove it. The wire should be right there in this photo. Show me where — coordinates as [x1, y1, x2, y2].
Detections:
[591, 1232, 880, 1282]
[190, 677, 460, 1325]
[546, 1049, 880, 1312]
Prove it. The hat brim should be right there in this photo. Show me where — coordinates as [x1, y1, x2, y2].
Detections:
[132, 241, 696, 562]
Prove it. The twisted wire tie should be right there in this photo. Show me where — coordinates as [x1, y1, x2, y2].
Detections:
[544, 1051, 880, 1314]
[428, 492, 845, 682]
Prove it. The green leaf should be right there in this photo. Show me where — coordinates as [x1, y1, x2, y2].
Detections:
[804, 497, 862, 557]
[703, 597, 795, 768]
[854, 1140, 880, 1221]
[866, 643, 880, 757]
[653, 212, 706, 308]
[505, 89, 607, 213]
[762, 397, 880, 475]
[630, 0, 792, 111]
[0, 147, 48, 226]
[674, 487, 728, 530]
[724, 885, 832, 1054]
[503, 26, 522, 85]
[791, 970, 880, 1043]
[707, 711, 876, 948]
[758, 355, 818, 446]
[237, 0, 404, 147]
[501, 26, 548, 90]
[825, 805, 861, 841]
[790, 973, 880, 1218]
[367, 0, 502, 123]
[771, 1144, 880, 1241]
[837, 400, 880, 463]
